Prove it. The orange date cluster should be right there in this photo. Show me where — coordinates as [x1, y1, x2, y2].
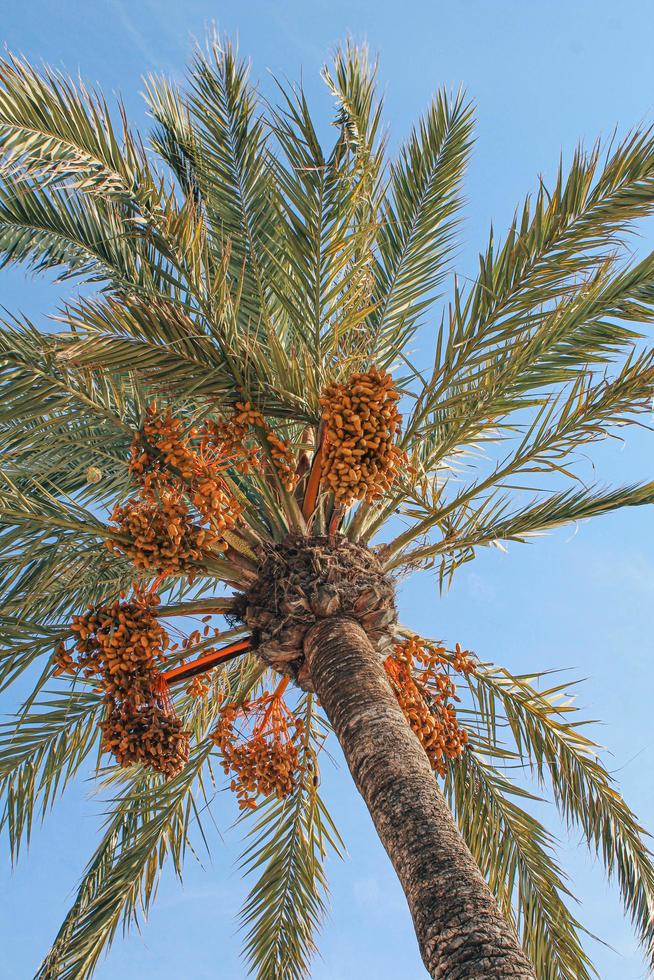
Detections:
[210, 689, 304, 810]
[106, 406, 247, 576]
[384, 637, 475, 777]
[320, 367, 405, 506]
[229, 401, 298, 492]
[106, 404, 297, 576]
[54, 588, 189, 778]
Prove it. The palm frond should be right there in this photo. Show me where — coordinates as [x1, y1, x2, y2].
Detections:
[0, 55, 222, 301]
[321, 40, 384, 187]
[60, 294, 238, 398]
[268, 41, 398, 373]
[59, 283, 315, 420]
[386, 480, 654, 576]
[145, 75, 203, 203]
[0, 528, 134, 626]
[463, 346, 654, 487]
[239, 696, 343, 979]
[0, 325, 134, 505]
[0, 618, 68, 691]
[36, 751, 212, 980]
[0, 688, 101, 861]
[381, 346, 654, 558]
[317, 42, 388, 362]
[0, 54, 145, 199]
[0, 175, 163, 289]
[186, 36, 278, 329]
[0, 319, 136, 432]
[445, 747, 595, 979]
[468, 663, 654, 969]
[371, 88, 474, 364]
[400, 131, 654, 456]
[0, 469, 138, 626]
[36, 658, 259, 980]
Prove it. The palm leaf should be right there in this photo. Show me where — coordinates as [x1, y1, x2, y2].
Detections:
[468, 663, 654, 969]
[36, 752, 212, 980]
[186, 36, 278, 330]
[0, 175, 161, 289]
[0, 688, 102, 860]
[0, 54, 144, 199]
[239, 697, 343, 979]
[400, 131, 654, 457]
[36, 659, 260, 980]
[386, 480, 654, 574]
[445, 746, 595, 979]
[371, 88, 474, 363]
[145, 75, 203, 203]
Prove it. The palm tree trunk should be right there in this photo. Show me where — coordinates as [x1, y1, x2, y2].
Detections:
[304, 616, 535, 980]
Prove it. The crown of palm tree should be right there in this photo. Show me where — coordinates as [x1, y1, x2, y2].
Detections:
[1, 35, 654, 980]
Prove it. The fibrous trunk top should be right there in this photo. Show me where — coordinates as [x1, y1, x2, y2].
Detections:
[233, 533, 397, 690]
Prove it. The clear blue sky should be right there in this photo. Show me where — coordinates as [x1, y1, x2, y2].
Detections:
[1, 2, 654, 978]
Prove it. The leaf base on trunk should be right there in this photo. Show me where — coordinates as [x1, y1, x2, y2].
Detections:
[231, 532, 397, 688]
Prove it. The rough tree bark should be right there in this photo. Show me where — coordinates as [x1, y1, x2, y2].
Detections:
[304, 616, 536, 980]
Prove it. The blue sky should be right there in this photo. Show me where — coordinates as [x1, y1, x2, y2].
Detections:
[1, 1, 654, 978]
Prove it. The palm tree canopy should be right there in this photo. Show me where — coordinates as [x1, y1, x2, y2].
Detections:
[1, 36, 654, 980]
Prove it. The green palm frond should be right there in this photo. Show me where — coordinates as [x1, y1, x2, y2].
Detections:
[186, 36, 278, 329]
[36, 752, 212, 980]
[463, 347, 653, 491]
[145, 75, 203, 203]
[0, 476, 111, 541]
[371, 88, 474, 364]
[268, 39, 405, 373]
[424, 255, 654, 464]
[397, 132, 654, 456]
[386, 479, 654, 575]
[448, 129, 654, 357]
[239, 697, 343, 980]
[0, 528, 133, 626]
[318, 43, 386, 359]
[321, 41, 385, 180]
[0, 483, 124, 623]
[269, 82, 361, 366]
[468, 664, 654, 964]
[0, 55, 196, 297]
[3, 429, 129, 507]
[0, 325, 134, 503]
[377, 344, 654, 558]
[0, 618, 68, 691]
[0, 689, 101, 860]
[445, 747, 595, 980]
[61, 294, 239, 398]
[0, 54, 145, 199]
[0, 319, 136, 433]
[0, 175, 158, 288]
[59, 283, 315, 420]
[35, 659, 259, 980]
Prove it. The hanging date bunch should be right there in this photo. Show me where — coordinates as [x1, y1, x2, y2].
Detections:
[100, 694, 189, 778]
[54, 587, 167, 696]
[129, 404, 251, 519]
[54, 587, 190, 778]
[319, 367, 405, 506]
[228, 401, 298, 492]
[106, 405, 246, 576]
[384, 637, 475, 776]
[210, 683, 304, 810]
[107, 491, 222, 576]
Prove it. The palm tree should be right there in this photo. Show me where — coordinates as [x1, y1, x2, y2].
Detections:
[1, 35, 654, 980]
